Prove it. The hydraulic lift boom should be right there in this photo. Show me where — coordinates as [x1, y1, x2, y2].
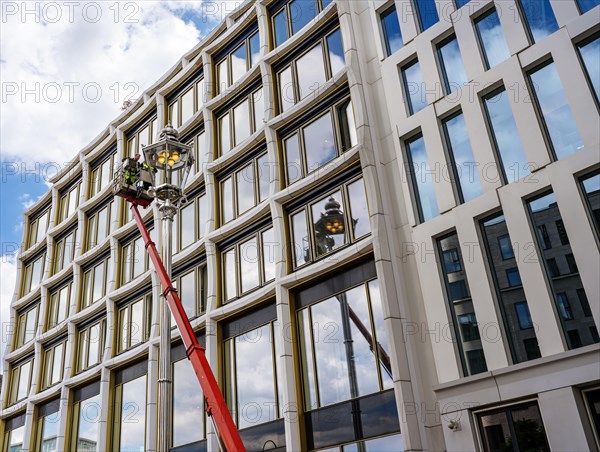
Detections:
[130, 203, 245, 452]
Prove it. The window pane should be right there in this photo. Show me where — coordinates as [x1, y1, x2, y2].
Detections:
[173, 359, 204, 446]
[438, 233, 487, 376]
[297, 44, 327, 100]
[528, 192, 598, 349]
[273, 9, 288, 47]
[402, 60, 427, 115]
[483, 89, 528, 183]
[97, 207, 108, 243]
[198, 194, 208, 239]
[231, 43, 247, 85]
[51, 343, 64, 384]
[197, 79, 206, 110]
[180, 271, 196, 319]
[285, 133, 302, 184]
[368, 280, 394, 389]
[581, 173, 600, 238]
[222, 177, 234, 223]
[519, 0, 558, 43]
[132, 237, 144, 278]
[181, 88, 194, 125]
[92, 262, 104, 303]
[249, 31, 260, 67]
[577, 0, 600, 14]
[217, 59, 228, 93]
[257, 154, 270, 202]
[253, 88, 265, 131]
[298, 308, 317, 408]
[303, 112, 336, 173]
[130, 300, 144, 346]
[220, 113, 231, 154]
[381, 7, 403, 56]
[579, 35, 600, 101]
[327, 29, 345, 76]
[24, 307, 38, 344]
[41, 411, 60, 452]
[237, 164, 256, 215]
[347, 178, 371, 238]
[529, 63, 583, 159]
[17, 361, 31, 401]
[311, 190, 346, 256]
[414, 0, 439, 31]
[438, 36, 468, 94]
[138, 125, 150, 153]
[475, 9, 510, 69]
[279, 66, 295, 112]
[240, 237, 260, 293]
[77, 394, 101, 449]
[180, 202, 195, 249]
[290, 0, 317, 35]
[88, 324, 100, 366]
[233, 99, 251, 146]
[443, 113, 482, 202]
[119, 376, 147, 451]
[7, 425, 25, 450]
[406, 135, 439, 222]
[224, 249, 237, 301]
[292, 211, 309, 267]
[57, 285, 69, 323]
[262, 227, 276, 282]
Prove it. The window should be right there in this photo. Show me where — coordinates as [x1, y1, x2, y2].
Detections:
[276, 28, 345, 113]
[577, 0, 600, 14]
[442, 112, 482, 202]
[282, 96, 356, 184]
[174, 264, 207, 319]
[58, 181, 81, 223]
[437, 233, 487, 376]
[3, 415, 25, 452]
[584, 388, 600, 447]
[223, 309, 283, 429]
[455, 0, 470, 7]
[21, 252, 46, 296]
[518, 0, 558, 43]
[215, 27, 259, 94]
[69, 382, 101, 451]
[437, 35, 468, 94]
[81, 257, 109, 310]
[506, 267, 522, 287]
[297, 276, 393, 411]
[580, 172, 600, 238]
[126, 116, 158, 158]
[14, 302, 39, 349]
[26, 207, 51, 249]
[290, 175, 370, 268]
[404, 134, 439, 222]
[120, 228, 154, 285]
[566, 253, 579, 274]
[482, 88, 528, 184]
[168, 77, 205, 127]
[443, 248, 462, 273]
[498, 235, 514, 260]
[172, 342, 206, 447]
[477, 402, 549, 451]
[52, 227, 77, 274]
[270, 0, 332, 47]
[578, 35, 600, 103]
[173, 191, 208, 252]
[528, 192, 598, 349]
[578, 288, 593, 317]
[220, 152, 271, 224]
[8, 358, 33, 405]
[42, 339, 66, 389]
[47, 282, 71, 330]
[537, 224, 552, 250]
[413, 0, 439, 31]
[222, 225, 276, 303]
[380, 6, 403, 56]
[34, 399, 61, 452]
[528, 62, 583, 160]
[117, 295, 152, 354]
[85, 199, 115, 250]
[76, 318, 106, 373]
[555, 219, 569, 245]
[218, 86, 264, 155]
[515, 302, 534, 329]
[112, 364, 147, 451]
[89, 151, 117, 199]
[474, 8, 510, 69]
[401, 59, 427, 115]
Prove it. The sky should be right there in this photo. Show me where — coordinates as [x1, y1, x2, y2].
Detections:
[0, 0, 242, 367]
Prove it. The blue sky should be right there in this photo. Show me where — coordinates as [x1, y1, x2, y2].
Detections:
[0, 0, 239, 364]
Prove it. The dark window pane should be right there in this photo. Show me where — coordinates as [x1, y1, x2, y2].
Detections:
[529, 62, 583, 159]
[506, 267, 522, 287]
[578, 35, 600, 102]
[414, 0, 439, 31]
[524, 337, 541, 359]
[581, 172, 600, 239]
[555, 219, 569, 245]
[449, 280, 469, 300]
[289, 0, 317, 35]
[443, 248, 462, 273]
[443, 112, 482, 202]
[273, 9, 288, 47]
[498, 235, 514, 259]
[402, 60, 427, 114]
[566, 254, 578, 274]
[455, 0, 470, 7]
[381, 7, 403, 56]
[547, 258, 559, 277]
[578, 288, 592, 317]
[577, 0, 600, 14]
[475, 9, 510, 69]
[458, 313, 480, 342]
[405, 134, 439, 222]
[518, 0, 558, 43]
[568, 329, 582, 348]
[585, 389, 600, 441]
[438, 36, 468, 94]
[483, 89, 528, 183]
[515, 302, 533, 329]
[557, 293, 573, 320]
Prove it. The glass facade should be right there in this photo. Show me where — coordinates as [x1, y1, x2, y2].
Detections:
[518, 0, 558, 43]
[437, 35, 468, 94]
[413, 0, 439, 32]
[405, 134, 439, 222]
[380, 7, 403, 56]
[475, 9, 510, 69]
[577, 0, 600, 14]
[578, 34, 600, 103]
[401, 59, 427, 115]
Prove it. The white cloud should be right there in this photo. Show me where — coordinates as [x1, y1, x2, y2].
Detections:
[0, 254, 18, 369]
[0, 1, 241, 166]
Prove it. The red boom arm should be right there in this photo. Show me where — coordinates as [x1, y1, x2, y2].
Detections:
[131, 204, 245, 452]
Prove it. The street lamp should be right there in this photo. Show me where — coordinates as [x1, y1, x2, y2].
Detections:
[142, 123, 194, 452]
